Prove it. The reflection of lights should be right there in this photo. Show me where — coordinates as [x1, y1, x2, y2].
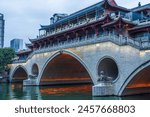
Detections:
[96, 44, 100, 47]
[23, 63, 27, 66]
[41, 77, 91, 82]
[40, 84, 92, 95]
[44, 53, 48, 56]
[7, 64, 12, 68]
[40, 77, 92, 96]
[127, 83, 150, 88]
[11, 84, 23, 91]
[145, 50, 150, 53]
[140, 52, 145, 57]
[11, 84, 15, 90]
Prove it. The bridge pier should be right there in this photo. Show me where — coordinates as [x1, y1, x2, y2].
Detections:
[23, 79, 37, 86]
[92, 83, 113, 96]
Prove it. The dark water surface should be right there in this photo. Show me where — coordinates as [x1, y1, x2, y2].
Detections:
[0, 83, 150, 100]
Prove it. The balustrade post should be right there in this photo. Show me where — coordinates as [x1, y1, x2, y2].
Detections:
[113, 35, 116, 42]
[133, 39, 136, 46]
[119, 35, 122, 45]
[77, 37, 79, 42]
[140, 41, 143, 49]
[108, 32, 110, 37]
[85, 30, 88, 39]
[126, 37, 128, 45]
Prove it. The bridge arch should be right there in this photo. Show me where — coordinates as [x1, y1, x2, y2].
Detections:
[11, 65, 28, 83]
[97, 56, 119, 82]
[32, 63, 39, 76]
[37, 50, 93, 85]
[119, 60, 150, 96]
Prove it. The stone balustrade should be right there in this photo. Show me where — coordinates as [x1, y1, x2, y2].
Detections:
[14, 33, 150, 64]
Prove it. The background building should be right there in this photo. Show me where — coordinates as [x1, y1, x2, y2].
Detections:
[0, 13, 5, 48]
[10, 39, 23, 52]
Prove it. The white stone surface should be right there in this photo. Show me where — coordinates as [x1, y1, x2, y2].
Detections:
[9, 40, 150, 96]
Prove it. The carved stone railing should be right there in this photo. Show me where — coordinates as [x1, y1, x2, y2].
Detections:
[13, 33, 150, 64]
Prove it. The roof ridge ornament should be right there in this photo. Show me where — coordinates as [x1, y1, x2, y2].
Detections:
[103, 0, 130, 12]
[138, 2, 141, 7]
[108, 0, 117, 6]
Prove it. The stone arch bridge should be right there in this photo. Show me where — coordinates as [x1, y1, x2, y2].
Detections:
[9, 35, 150, 96]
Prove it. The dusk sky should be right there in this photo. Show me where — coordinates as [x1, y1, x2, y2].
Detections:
[0, 0, 149, 48]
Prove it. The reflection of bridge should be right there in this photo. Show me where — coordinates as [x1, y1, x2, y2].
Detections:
[9, 0, 150, 96]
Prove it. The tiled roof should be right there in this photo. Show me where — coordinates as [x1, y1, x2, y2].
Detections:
[102, 17, 136, 28]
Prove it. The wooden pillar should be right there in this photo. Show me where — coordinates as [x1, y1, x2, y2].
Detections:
[63, 34, 67, 41]
[76, 32, 79, 38]
[33, 44, 36, 51]
[95, 27, 99, 36]
[77, 17, 79, 25]
[44, 41, 47, 47]
[85, 29, 89, 38]
[86, 13, 88, 21]
[141, 11, 144, 19]
[48, 40, 52, 47]
[67, 35, 70, 41]
[147, 28, 150, 41]
[49, 28, 50, 34]
[114, 25, 119, 36]
[40, 41, 43, 48]
[96, 9, 99, 19]
[47, 39, 50, 46]
[124, 24, 129, 37]
[60, 23, 63, 31]
[36, 43, 38, 49]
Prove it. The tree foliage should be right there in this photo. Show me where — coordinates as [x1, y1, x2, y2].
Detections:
[0, 48, 16, 73]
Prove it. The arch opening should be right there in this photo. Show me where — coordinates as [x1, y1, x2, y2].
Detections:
[98, 58, 118, 82]
[40, 53, 92, 85]
[12, 67, 28, 83]
[32, 64, 39, 76]
[122, 66, 150, 96]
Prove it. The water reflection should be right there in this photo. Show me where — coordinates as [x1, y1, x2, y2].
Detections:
[0, 83, 150, 100]
[39, 85, 92, 100]
[40, 85, 91, 95]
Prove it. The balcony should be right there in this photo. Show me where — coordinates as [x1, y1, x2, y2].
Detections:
[37, 15, 106, 39]
[138, 19, 150, 25]
[38, 14, 138, 40]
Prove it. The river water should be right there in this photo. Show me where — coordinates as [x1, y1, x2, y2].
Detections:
[0, 83, 150, 100]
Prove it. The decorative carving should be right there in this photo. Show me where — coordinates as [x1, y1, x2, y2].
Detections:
[97, 71, 113, 82]
[28, 74, 37, 79]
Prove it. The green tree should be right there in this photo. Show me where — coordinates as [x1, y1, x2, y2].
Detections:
[0, 48, 16, 74]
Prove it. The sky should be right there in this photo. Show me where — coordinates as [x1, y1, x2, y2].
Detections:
[0, 0, 150, 48]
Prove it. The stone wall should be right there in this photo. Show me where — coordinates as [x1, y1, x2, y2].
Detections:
[9, 41, 150, 96]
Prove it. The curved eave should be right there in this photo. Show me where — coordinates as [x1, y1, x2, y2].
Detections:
[25, 43, 33, 48]
[16, 50, 32, 56]
[40, 24, 51, 30]
[102, 0, 130, 12]
[93, 14, 113, 26]
[29, 38, 38, 43]
[103, 14, 113, 21]
[128, 24, 150, 33]
[102, 17, 136, 28]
